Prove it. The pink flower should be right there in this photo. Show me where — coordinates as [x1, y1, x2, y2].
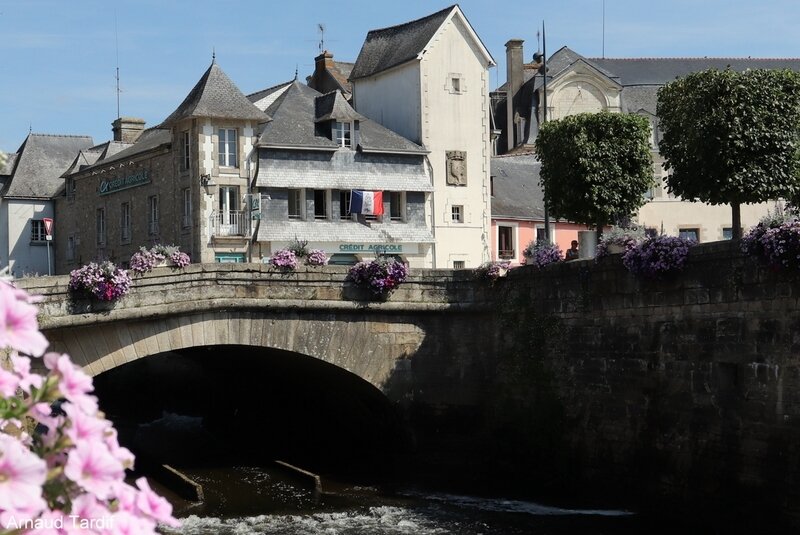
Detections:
[53, 354, 96, 412]
[0, 433, 48, 519]
[11, 354, 43, 393]
[135, 477, 179, 527]
[64, 440, 124, 500]
[0, 367, 18, 396]
[0, 280, 49, 356]
[62, 403, 109, 445]
[69, 495, 112, 534]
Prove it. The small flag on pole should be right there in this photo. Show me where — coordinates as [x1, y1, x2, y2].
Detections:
[350, 190, 384, 215]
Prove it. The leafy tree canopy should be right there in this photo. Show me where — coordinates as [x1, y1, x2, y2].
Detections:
[534, 111, 654, 231]
[657, 68, 800, 206]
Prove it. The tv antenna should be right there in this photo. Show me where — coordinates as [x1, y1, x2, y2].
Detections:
[115, 10, 121, 120]
[318, 23, 325, 52]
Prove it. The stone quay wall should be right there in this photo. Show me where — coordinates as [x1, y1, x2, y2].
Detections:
[485, 240, 800, 527]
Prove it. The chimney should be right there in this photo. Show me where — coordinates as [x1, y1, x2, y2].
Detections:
[308, 50, 335, 92]
[505, 39, 524, 151]
[112, 117, 146, 144]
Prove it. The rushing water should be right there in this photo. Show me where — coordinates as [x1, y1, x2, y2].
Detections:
[158, 466, 666, 535]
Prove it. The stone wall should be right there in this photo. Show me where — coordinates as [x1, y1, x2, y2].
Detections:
[481, 240, 800, 528]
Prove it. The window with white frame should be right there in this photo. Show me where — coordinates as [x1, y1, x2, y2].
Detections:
[451, 205, 464, 223]
[498, 226, 515, 259]
[181, 131, 190, 171]
[148, 195, 159, 235]
[288, 189, 303, 219]
[679, 228, 699, 242]
[182, 188, 192, 228]
[120, 202, 131, 243]
[96, 208, 106, 246]
[218, 128, 238, 167]
[30, 220, 46, 243]
[333, 122, 351, 148]
[453, 260, 466, 269]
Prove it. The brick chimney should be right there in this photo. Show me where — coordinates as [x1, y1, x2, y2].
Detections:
[112, 117, 146, 144]
[505, 39, 524, 152]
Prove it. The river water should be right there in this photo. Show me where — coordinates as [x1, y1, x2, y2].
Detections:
[159, 466, 667, 535]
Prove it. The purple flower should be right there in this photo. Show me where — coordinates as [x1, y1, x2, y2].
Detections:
[306, 249, 329, 266]
[523, 242, 562, 268]
[347, 258, 408, 296]
[69, 262, 131, 301]
[622, 235, 694, 278]
[270, 249, 298, 270]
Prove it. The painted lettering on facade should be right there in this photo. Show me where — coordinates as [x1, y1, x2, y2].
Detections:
[339, 244, 403, 252]
[99, 170, 150, 196]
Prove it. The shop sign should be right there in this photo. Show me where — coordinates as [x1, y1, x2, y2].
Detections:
[99, 169, 150, 196]
[339, 243, 404, 253]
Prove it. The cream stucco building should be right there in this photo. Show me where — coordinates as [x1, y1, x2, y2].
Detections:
[350, 5, 496, 268]
[494, 44, 800, 242]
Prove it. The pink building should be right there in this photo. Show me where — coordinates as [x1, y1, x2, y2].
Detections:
[491, 153, 592, 265]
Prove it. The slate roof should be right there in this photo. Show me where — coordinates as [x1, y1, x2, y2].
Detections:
[257, 82, 426, 154]
[248, 80, 293, 112]
[589, 57, 800, 86]
[62, 141, 133, 176]
[161, 62, 270, 128]
[314, 91, 364, 122]
[2, 134, 93, 198]
[329, 60, 354, 92]
[257, 220, 434, 244]
[491, 154, 544, 220]
[257, 150, 432, 192]
[1, 153, 17, 175]
[350, 5, 455, 80]
[620, 85, 660, 115]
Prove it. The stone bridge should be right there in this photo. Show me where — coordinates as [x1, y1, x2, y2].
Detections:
[18, 264, 495, 407]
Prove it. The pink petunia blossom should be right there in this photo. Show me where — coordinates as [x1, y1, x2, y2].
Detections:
[68, 494, 112, 534]
[109, 510, 157, 535]
[61, 403, 109, 445]
[0, 433, 48, 520]
[135, 477, 180, 527]
[0, 280, 49, 357]
[64, 440, 124, 500]
[11, 354, 43, 393]
[0, 367, 19, 396]
[53, 354, 96, 413]
[103, 428, 134, 470]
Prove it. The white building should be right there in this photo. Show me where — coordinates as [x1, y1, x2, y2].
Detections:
[349, 5, 496, 268]
[1, 133, 93, 277]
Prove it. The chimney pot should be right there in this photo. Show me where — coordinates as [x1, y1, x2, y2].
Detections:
[112, 117, 146, 143]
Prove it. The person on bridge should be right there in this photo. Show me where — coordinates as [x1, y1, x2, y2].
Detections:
[566, 240, 579, 261]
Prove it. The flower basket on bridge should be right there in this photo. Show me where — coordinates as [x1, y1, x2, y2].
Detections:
[68, 261, 131, 304]
[346, 257, 408, 299]
[130, 244, 190, 275]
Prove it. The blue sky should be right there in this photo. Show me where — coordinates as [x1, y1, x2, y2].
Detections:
[2, 0, 800, 153]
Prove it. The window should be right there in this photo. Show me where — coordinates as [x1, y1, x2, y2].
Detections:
[66, 178, 76, 201]
[288, 189, 303, 219]
[30, 220, 47, 243]
[447, 73, 464, 94]
[339, 190, 351, 219]
[498, 226, 515, 259]
[328, 254, 359, 266]
[182, 188, 192, 228]
[218, 128, 238, 167]
[453, 260, 466, 269]
[313, 190, 328, 220]
[679, 228, 699, 242]
[452, 77, 461, 93]
[490, 176, 494, 197]
[334, 122, 351, 148]
[67, 235, 75, 262]
[451, 205, 464, 223]
[120, 202, 131, 243]
[389, 192, 404, 221]
[96, 208, 106, 246]
[181, 131, 190, 171]
[148, 196, 159, 235]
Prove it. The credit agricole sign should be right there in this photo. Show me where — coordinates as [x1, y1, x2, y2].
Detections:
[99, 169, 150, 195]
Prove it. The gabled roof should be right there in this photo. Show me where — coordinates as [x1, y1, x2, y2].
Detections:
[350, 5, 494, 80]
[62, 141, 133, 177]
[314, 91, 364, 122]
[258, 82, 426, 154]
[491, 154, 544, 221]
[2, 134, 93, 198]
[161, 62, 270, 128]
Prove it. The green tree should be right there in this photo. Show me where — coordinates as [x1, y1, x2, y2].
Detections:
[534, 112, 654, 238]
[657, 68, 800, 239]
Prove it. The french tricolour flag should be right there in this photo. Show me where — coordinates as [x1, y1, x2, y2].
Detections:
[350, 190, 384, 216]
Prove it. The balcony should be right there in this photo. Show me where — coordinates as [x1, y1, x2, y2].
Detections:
[498, 249, 515, 259]
[210, 210, 250, 237]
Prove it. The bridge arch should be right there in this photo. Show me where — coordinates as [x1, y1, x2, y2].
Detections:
[44, 308, 426, 399]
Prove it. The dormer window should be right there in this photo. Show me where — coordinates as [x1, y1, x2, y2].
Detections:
[334, 121, 351, 148]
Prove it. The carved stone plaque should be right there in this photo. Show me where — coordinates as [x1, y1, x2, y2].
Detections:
[446, 150, 467, 186]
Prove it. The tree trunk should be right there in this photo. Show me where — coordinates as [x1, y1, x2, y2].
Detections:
[732, 203, 742, 240]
